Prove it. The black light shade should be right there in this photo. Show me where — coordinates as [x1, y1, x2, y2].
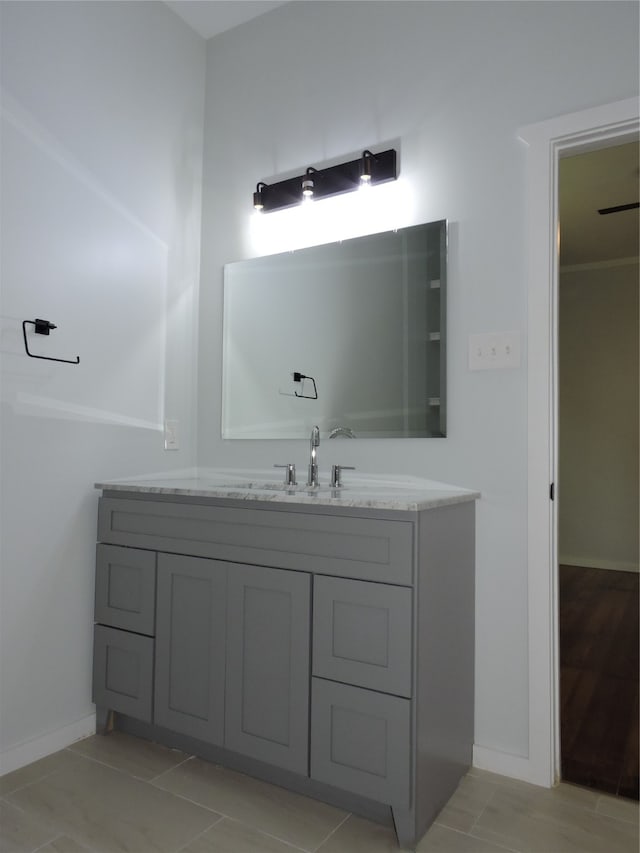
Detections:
[302, 167, 316, 198]
[360, 149, 376, 183]
[253, 148, 397, 213]
[253, 182, 268, 211]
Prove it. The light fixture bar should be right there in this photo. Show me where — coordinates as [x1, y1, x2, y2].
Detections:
[253, 148, 397, 213]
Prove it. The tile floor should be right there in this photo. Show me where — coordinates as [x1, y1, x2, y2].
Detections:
[1, 732, 638, 853]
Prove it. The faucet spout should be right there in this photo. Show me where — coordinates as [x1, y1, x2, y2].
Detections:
[307, 425, 320, 486]
[329, 426, 356, 439]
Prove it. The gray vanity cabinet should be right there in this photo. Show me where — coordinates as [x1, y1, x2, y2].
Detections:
[154, 553, 227, 745]
[94, 490, 476, 850]
[225, 564, 311, 774]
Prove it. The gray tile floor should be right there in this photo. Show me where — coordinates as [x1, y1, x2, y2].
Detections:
[1, 732, 638, 853]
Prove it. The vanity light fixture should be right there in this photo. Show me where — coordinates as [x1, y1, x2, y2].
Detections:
[252, 148, 397, 213]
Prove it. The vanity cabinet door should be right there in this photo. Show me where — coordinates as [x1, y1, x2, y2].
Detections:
[225, 564, 311, 775]
[154, 553, 227, 745]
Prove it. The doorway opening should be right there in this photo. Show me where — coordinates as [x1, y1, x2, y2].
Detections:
[557, 142, 639, 799]
[520, 98, 639, 792]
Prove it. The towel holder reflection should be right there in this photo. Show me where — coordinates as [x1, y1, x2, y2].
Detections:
[22, 319, 80, 365]
[293, 371, 317, 400]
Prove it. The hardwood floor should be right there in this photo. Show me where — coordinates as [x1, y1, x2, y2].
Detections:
[560, 564, 639, 800]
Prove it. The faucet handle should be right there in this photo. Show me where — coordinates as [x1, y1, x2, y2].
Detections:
[330, 464, 355, 488]
[274, 463, 297, 486]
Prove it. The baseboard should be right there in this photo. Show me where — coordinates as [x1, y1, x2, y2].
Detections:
[560, 555, 639, 573]
[0, 712, 96, 776]
[1, 721, 550, 792]
[472, 745, 548, 787]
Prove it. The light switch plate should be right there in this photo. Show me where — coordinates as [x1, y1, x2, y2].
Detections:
[164, 419, 179, 450]
[468, 332, 521, 370]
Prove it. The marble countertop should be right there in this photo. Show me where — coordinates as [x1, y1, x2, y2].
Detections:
[95, 469, 480, 512]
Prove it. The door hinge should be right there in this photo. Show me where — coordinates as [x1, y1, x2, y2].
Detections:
[550, 482, 555, 501]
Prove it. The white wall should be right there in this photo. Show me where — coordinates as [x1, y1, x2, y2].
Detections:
[198, 1, 639, 765]
[0, 1, 205, 770]
[559, 260, 639, 572]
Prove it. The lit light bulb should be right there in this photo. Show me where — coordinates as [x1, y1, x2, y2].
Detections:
[360, 150, 374, 186]
[302, 177, 314, 200]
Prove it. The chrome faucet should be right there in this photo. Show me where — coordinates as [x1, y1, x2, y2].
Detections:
[307, 425, 320, 486]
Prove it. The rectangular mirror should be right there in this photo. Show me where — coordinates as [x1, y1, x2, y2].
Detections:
[222, 220, 447, 439]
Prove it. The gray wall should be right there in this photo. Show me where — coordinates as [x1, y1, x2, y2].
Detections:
[0, 1, 205, 766]
[198, 1, 639, 760]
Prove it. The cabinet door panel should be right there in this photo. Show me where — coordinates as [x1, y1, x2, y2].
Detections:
[155, 554, 226, 745]
[95, 544, 156, 635]
[310, 678, 410, 808]
[93, 625, 154, 722]
[313, 576, 412, 697]
[226, 565, 311, 775]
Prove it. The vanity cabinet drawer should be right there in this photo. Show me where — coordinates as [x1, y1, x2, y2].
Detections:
[310, 678, 411, 808]
[313, 576, 412, 697]
[95, 545, 156, 636]
[98, 497, 413, 584]
[92, 625, 154, 723]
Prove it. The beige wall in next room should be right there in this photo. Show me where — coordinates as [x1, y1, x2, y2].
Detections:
[559, 260, 639, 573]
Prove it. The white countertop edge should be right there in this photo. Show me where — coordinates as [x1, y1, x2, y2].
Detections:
[95, 470, 480, 512]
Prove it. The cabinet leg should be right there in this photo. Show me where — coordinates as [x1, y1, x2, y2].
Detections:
[391, 806, 417, 851]
[95, 706, 113, 735]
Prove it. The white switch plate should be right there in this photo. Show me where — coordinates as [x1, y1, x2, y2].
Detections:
[164, 419, 179, 450]
[468, 332, 521, 370]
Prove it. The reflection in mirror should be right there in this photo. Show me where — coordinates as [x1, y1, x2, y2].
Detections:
[222, 221, 447, 439]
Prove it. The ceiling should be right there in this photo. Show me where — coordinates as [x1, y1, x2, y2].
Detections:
[559, 141, 639, 266]
[165, 1, 289, 39]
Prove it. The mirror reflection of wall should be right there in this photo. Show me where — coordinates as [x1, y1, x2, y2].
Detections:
[222, 221, 447, 439]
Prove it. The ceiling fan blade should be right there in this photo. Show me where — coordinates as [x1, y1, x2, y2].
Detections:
[597, 202, 639, 215]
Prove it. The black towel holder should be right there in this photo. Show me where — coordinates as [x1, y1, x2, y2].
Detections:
[22, 319, 80, 365]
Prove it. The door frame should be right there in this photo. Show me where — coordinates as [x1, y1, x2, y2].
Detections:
[519, 97, 639, 787]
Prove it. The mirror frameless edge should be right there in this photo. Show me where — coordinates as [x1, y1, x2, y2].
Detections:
[221, 220, 447, 439]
